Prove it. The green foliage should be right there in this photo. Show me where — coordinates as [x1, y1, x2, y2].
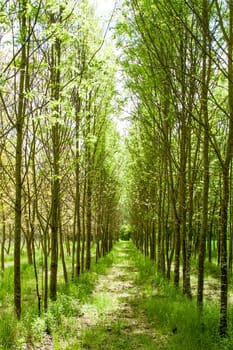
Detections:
[0, 313, 17, 349]
[79, 321, 157, 350]
[30, 317, 47, 344]
[0, 242, 116, 348]
[0, 267, 14, 303]
[2, 242, 233, 349]
[74, 272, 98, 302]
[120, 224, 131, 241]
[142, 295, 220, 349]
[132, 249, 233, 350]
[48, 293, 81, 328]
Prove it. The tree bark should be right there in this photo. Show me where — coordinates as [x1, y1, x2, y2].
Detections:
[197, 0, 210, 308]
[14, 0, 28, 319]
[49, 10, 62, 301]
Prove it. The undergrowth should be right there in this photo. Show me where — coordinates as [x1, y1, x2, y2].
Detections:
[0, 246, 114, 349]
[1, 242, 233, 349]
[131, 245, 233, 350]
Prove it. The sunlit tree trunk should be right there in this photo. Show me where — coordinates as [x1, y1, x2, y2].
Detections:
[72, 90, 82, 279]
[1, 201, 6, 271]
[59, 209, 68, 284]
[14, 0, 28, 319]
[49, 10, 62, 301]
[85, 94, 92, 271]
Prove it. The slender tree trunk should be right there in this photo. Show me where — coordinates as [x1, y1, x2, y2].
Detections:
[184, 123, 200, 298]
[59, 213, 68, 284]
[71, 91, 81, 279]
[85, 97, 92, 271]
[180, 30, 188, 294]
[72, 210, 76, 280]
[145, 222, 149, 257]
[157, 171, 162, 271]
[229, 213, 233, 272]
[50, 127, 60, 299]
[76, 173, 81, 277]
[219, 0, 233, 335]
[219, 170, 230, 335]
[31, 199, 41, 316]
[25, 235, 33, 265]
[229, 161, 233, 271]
[81, 172, 86, 273]
[14, 0, 27, 319]
[44, 226, 48, 312]
[174, 113, 186, 290]
[197, 0, 210, 308]
[209, 199, 217, 263]
[212, 0, 233, 335]
[1, 204, 6, 271]
[49, 10, 62, 301]
[150, 220, 155, 261]
[0, 152, 4, 271]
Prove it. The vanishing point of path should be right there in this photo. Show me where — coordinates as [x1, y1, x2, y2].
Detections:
[74, 241, 165, 350]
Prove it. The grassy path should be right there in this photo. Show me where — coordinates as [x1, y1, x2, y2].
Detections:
[35, 241, 230, 350]
[1, 241, 232, 349]
[70, 241, 160, 350]
[23, 241, 165, 350]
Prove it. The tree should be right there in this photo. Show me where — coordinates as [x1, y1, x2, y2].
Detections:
[48, 4, 62, 302]
[117, 0, 233, 336]
[214, 0, 233, 336]
[14, 0, 29, 319]
[197, 0, 211, 308]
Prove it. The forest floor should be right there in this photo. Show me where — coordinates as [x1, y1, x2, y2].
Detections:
[31, 241, 233, 350]
[72, 242, 164, 349]
[36, 241, 168, 350]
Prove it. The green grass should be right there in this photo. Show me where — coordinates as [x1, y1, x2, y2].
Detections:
[0, 244, 115, 349]
[1, 241, 233, 349]
[131, 247, 233, 350]
[0, 313, 17, 349]
[77, 321, 157, 350]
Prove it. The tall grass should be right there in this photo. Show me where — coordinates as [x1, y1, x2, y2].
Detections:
[0, 313, 17, 349]
[131, 246, 233, 350]
[0, 243, 115, 349]
[1, 241, 232, 349]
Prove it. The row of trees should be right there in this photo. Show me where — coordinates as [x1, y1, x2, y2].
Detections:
[0, 0, 121, 319]
[118, 0, 233, 336]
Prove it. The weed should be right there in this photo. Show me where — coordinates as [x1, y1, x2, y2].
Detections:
[0, 267, 14, 303]
[30, 317, 47, 344]
[2, 241, 233, 350]
[0, 312, 17, 349]
[133, 249, 233, 350]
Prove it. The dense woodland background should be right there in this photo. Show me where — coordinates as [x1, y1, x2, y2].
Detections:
[1, 0, 233, 348]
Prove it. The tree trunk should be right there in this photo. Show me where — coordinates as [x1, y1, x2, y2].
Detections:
[14, 0, 28, 319]
[150, 220, 155, 261]
[197, 0, 210, 308]
[1, 204, 6, 271]
[25, 235, 33, 265]
[59, 214, 68, 284]
[219, 170, 229, 335]
[49, 10, 62, 301]
[85, 95, 92, 271]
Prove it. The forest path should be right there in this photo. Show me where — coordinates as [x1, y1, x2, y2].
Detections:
[73, 241, 163, 350]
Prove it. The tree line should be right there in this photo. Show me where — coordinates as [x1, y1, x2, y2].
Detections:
[0, 0, 121, 319]
[2, 0, 232, 340]
[117, 0, 233, 336]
